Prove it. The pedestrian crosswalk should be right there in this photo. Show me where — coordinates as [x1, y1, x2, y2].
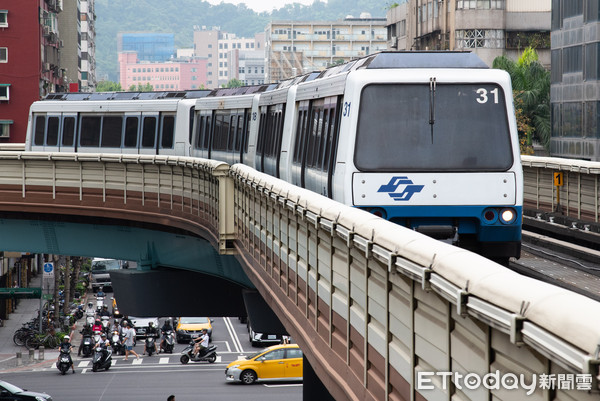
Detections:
[74, 354, 222, 367]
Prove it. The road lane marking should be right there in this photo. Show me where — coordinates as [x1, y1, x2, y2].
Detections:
[132, 358, 143, 365]
[77, 361, 90, 367]
[159, 357, 169, 364]
[223, 317, 244, 353]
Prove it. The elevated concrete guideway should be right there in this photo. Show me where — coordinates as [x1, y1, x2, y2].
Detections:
[0, 151, 599, 401]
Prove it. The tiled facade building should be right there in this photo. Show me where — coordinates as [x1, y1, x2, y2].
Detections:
[0, 0, 69, 144]
[118, 52, 208, 91]
[265, 15, 388, 82]
[385, 0, 551, 67]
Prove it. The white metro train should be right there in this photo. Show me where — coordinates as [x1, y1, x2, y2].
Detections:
[26, 52, 523, 262]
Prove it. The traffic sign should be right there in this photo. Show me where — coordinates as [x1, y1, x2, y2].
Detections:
[43, 262, 54, 276]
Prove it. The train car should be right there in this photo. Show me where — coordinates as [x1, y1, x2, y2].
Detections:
[24, 52, 522, 262]
[25, 90, 210, 156]
[197, 52, 522, 262]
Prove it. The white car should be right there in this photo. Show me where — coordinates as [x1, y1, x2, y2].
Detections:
[129, 316, 159, 338]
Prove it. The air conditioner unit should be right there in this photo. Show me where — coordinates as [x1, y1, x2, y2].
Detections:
[56, 0, 63, 12]
[43, 26, 50, 36]
[44, 62, 50, 72]
[59, 40, 64, 48]
[390, 36, 398, 49]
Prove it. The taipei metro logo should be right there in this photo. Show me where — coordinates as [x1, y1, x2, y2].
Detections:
[377, 176, 424, 201]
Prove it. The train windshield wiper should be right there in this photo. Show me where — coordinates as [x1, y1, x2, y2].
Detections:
[429, 77, 436, 144]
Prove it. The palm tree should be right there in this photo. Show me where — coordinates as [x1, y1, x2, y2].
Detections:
[493, 47, 550, 154]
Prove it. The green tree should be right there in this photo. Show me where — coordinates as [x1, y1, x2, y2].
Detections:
[95, 80, 123, 92]
[224, 78, 243, 88]
[493, 47, 550, 154]
[129, 83, 154, 92]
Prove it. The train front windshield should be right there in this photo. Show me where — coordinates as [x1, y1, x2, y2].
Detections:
[354, 83, 513, 172]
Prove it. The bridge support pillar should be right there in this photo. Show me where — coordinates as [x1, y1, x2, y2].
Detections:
[303, 355, 334, 401]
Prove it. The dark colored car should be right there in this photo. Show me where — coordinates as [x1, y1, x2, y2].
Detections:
[0, 380, 52, 400]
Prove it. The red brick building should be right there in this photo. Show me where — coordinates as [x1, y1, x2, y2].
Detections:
[0, 0, 67, 144]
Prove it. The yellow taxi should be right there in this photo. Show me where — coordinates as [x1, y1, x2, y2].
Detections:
[175, 317, 213, 343]
[225, 343, 303, 384]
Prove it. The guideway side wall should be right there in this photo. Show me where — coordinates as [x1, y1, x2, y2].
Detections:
[0, 152, 597, 400]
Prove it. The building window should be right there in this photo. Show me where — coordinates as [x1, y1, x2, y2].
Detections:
[455, 29, 504, 49]
[0, 84, 9, 101]
[0, 10, 7, 28]
[82, 71, 88, 80]
[0, 120, 12, 138]
[0, 47, 6, 63]
[563, 45, 583, 73]
[505, 31, 550, 50]
[456, 0, 505, 9]
[219, 43, 223, 49]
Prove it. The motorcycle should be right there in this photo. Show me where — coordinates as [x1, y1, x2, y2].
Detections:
[85, 305, 95, 326]
[95, 293, 105, 312]
[92, 345, 112, 372]
[145, 335, 157, 356]
[100, 316, 111, 333]
[93, 330, 102, 345]
[111, 330, 124, 355]
[160, 330, 175, 354]
[56, 344, 72, 375]
[180, 342, 218, 364]
[80, 334, 94, 357]
[74, 305, 83, 320]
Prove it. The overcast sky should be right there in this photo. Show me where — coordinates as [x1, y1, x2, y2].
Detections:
[205, 0, 320, 13]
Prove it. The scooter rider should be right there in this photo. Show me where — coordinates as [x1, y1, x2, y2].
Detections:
[99, 305, 111, 318]
[143, 321, 158, 355]
[193, 329, 209, 358]
[92, 318, 103, 333]
[95, 332, 111, 363]
[78, 324, 93, 356]
[58, 335, 75, 374]
[160, 320, 174, 351]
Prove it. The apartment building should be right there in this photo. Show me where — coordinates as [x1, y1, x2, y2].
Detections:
[193, 26, 265, 88]
[57, 0, 96, 92]
[386, 0, 551, 67]
[118, 52, 208, 91]
[265, 15, 388, 82]
[0, 0, 68, 144]
[229, 50, 266, 86]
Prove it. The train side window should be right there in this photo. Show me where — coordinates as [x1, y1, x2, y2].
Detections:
[80, 116, 101, 147]
[161, 115, 175, 148]
[228, 114, 236, 151]
[46, 116, 59, 146]
[318, 109, 330, 170]
[195, 115, 204, 149]
[124, 117, 138, 148]
[203, 115, 212, 150]
[293, 110, 304, 163]
[141, 116, 157, 148]
[101, 116, 123, 147]
[34, 115, 46, 146]
[188, 106, 195, 145]
[235, 114, 243, 152]
[62, 117, 75, 147]
[244, 112, 250, 153]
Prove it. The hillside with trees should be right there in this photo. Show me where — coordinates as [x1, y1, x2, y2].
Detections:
[94, 0, 387, 81]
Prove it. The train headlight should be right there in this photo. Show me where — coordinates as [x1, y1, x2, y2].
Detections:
[499, 208, 517, 224]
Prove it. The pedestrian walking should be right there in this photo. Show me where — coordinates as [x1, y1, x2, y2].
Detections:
[122, 322, 140, 360]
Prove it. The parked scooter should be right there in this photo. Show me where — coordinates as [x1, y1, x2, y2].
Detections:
[56, 344, 73, 375]
[180, 342, 218, 364]
[160, 330, 175, 354]
[92, 344, 112, 372]
[80, 334, 94, 358]
[110, 330, 124, 355]
[95, 293, 105, 312]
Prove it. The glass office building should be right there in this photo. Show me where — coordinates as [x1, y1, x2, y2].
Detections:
[551, 0, 600, 160]
[117, 33, 175, 63]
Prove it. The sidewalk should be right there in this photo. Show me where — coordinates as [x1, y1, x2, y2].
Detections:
[0, 274, 86, 371]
